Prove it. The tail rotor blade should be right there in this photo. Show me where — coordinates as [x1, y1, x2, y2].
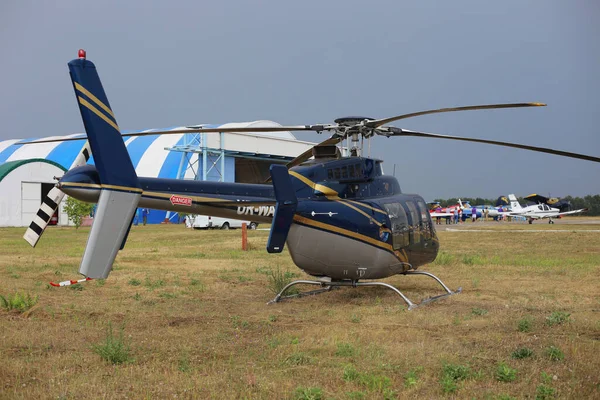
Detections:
[22, 141, 92, 247]
[23, 186, 65, 247]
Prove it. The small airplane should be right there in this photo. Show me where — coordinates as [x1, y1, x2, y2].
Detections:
[429, 200, 467, 218]
[506, 194, 587, 224]
[18, 50, 600, 309]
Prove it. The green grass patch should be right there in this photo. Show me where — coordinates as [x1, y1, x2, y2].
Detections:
[496, 362, 518, 382]
[335, 342, 357, 357]
[545, 311, 570, 327]
[0, 291, 38, 313]
[91, 323, 133, 365]
[512, 347, 534, 359]
[293, 386, 323, 400]
[518, 316, 533, 332]
[545, 346, 564, 361]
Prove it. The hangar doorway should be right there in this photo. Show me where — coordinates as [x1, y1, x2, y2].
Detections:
[234, 158, 287, 184]
[21, 182, 58, 226]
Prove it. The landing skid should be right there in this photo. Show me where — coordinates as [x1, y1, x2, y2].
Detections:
[268, 271, 462, 310]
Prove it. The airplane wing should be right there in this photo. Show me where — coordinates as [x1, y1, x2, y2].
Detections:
[555, 208, 588, 217]
[430, 212, 453, 217]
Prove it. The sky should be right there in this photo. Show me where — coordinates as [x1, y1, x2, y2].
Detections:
[1, 0, 599, 200]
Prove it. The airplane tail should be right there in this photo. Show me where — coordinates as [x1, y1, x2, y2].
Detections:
[507, 194, 522, 211]
[68, 51, 141, 279]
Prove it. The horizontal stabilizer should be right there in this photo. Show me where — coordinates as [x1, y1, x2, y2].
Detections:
[267, 165, 298, 253]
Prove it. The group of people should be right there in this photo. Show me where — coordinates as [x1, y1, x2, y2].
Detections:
[434, 206, 489, 225]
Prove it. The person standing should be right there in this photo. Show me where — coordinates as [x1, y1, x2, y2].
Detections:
[453, 208, 459, 224]
[472, 207, 477, 223]
[142, 208, 149, 226]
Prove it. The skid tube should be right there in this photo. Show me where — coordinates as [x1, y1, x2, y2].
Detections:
[267, 271, 462, 310]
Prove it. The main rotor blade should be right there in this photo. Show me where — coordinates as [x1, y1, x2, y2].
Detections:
[367, 103, 546, 128]
[390, 129, 600, 163]
[20, 125, 332, 144]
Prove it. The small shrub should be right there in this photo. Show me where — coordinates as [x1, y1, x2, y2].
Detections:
[350, 314, 361, 323]
[518, 316, 533, 332]
[0, 292, 39, 313]
[144, 277, 165, 290]
[536, 384, 556, 399]
[512, 347, 534, 359]
[496, 362, 517, 382]
[268, 314, 278, 323]
[346, 391, 366, 400]
[266, 266, 299, 295]
[178, 351, 191, 373]
[546, 346, 564, 361]
[128, 278, 141, 286]
[91, 323, 132, 364]
[545, 311, 570, 327]
[440, 363, 470, 394]
[64, 196, 93, 229]
[69, 284, 84, 291]
[133, 293, 141, 301]
[471, 307, 488, 316]
[343, 365, 359, 382]
[497, 395, 517, 400]
[293, 386, 322, 400]
[358, 373, 391, 392]
[95, 279, 106, 287]
[404, 367, 423, 388]
[335, 342, 356, 357]
[285, 352, 311, 366]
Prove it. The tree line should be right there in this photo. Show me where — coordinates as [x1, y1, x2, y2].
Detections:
[432, 195, 600, 216]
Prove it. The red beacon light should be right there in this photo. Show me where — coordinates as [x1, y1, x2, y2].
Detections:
[78, 49, 86, 59]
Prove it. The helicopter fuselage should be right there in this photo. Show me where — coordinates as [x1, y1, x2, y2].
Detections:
[59, 156, 438, 280]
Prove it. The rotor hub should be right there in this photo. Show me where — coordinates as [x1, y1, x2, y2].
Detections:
[334, 116, 374, 126]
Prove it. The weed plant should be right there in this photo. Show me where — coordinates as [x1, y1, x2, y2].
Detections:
[0, 291, 38, 313]
[91, 323, 132, 365]
[545, 311, 570, 326]
[512, 347, 534, 359]
[546, 346, 564, 361]
[496, 362, 518, 382]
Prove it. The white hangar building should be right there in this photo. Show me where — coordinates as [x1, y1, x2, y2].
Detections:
[0, 121, 315, 226]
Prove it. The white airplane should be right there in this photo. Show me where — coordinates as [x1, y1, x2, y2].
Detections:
[507, 194, 587, 224]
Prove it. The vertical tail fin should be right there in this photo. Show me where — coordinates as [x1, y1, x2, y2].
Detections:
[68, 51, 141, 279]
[508, 194, 521, 211]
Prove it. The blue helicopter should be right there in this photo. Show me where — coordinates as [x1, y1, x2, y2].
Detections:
[22, 50, 600, 309]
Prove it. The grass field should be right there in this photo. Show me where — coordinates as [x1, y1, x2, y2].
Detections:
[1, 219, 599, 399]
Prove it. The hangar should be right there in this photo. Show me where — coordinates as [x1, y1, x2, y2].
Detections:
[0, 121, 315, 226]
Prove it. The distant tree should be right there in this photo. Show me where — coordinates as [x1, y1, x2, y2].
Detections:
[63, 197, 93, 229]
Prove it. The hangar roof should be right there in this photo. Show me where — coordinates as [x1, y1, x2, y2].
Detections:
[0, 121, 315, 179]
[0, 158, 66, 183]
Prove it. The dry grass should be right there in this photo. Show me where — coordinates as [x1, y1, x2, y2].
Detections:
[1, 218, 599, 399]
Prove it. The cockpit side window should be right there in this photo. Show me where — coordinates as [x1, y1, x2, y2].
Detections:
[384, 202, 409, 249]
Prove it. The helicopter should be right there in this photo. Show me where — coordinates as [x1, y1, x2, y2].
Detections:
[21, 50, 600, 309]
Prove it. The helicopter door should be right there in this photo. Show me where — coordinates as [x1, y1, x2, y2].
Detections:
[403, 201, 421, 245]
[383, 202, 409, 250]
